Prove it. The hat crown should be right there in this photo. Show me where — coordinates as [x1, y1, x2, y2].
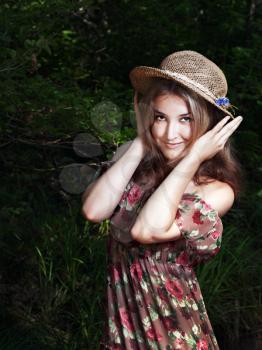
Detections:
[129, 50, 234, 118]
[159, 50, 228, 98]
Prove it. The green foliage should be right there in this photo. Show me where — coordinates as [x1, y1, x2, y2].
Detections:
[0, 0, 261, 348]
[197, 224, 262, 346]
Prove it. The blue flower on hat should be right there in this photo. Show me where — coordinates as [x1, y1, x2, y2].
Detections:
[215, 97, 230, 107]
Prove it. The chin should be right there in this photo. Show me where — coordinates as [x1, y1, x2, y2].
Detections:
[162, 147, 184, 156]
[165, 155, 181, 163]
[162, 147, 188, 162]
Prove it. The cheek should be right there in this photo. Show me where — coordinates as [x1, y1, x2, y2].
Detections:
[182, 125, 193, 139]
[151, 124, 164, 139]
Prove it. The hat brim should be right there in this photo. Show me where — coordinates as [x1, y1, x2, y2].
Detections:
[129, 66, 234, 119]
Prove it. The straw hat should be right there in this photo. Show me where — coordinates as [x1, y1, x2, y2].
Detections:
[129, 50, 235, 119]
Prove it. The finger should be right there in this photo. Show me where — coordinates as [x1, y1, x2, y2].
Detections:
[210, 115, 232, 134]
[217, 117, 243, 144]
[217, 116, 243, 139]
[211, 116, 241, 141]
[201, 116, 230, 140]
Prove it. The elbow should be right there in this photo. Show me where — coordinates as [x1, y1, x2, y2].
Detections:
[130, 227, 139, 240]
[130, 227, 152, 244]
[81, 202, 115, 223]
[81, 204, 102, 223]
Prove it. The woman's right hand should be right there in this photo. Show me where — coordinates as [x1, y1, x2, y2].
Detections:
[134, 91, 145, 136]
[133, 91, 149, 156]
[188, 115, 243, 163]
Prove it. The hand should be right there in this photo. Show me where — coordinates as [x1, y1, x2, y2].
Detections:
[134, 91, 146, 137]
[188, 115, 243, 163]
[133, 91, 149, 156]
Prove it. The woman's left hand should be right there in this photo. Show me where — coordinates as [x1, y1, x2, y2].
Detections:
[188, 115, 243, 163]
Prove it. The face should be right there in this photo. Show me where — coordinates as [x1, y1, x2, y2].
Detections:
[151, 94, 193, 161]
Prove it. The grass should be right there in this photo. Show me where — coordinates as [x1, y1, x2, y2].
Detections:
[1, 195, 262, 349]
[0, 140, 261, 349]
[197, 199, 262, 348]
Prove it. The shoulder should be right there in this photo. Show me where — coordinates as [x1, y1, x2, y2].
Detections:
[200, 179, 235, 218]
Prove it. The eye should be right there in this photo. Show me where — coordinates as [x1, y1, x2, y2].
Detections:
[154, 114, 166, 121]
[180, 116, 193, 122]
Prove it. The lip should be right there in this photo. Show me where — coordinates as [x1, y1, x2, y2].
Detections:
[165, 142, 183, 149]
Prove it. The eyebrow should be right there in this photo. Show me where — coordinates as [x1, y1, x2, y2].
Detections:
[153, 108, 191, 117]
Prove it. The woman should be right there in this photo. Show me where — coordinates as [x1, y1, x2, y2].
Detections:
[82, 51, 243, 349]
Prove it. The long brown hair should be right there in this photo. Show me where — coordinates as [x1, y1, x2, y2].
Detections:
[132, 78, 245, 200]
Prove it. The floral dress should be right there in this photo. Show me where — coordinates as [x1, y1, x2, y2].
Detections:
[95, 160, 223, 350]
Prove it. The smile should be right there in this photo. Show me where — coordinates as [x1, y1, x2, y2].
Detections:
[165, 142, 183, 149]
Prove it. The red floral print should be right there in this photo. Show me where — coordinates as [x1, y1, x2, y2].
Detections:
[211, 231, 220, 240]
[144, 249, 152, 258]
[112, 265, 121, 283]
[196, 339, 209, 350]
[119, 307, 134, 332]
[176, 251, 190, 265]
[175, 209, 181, 220]
[157, 287, 169, 303]
[211, 247, 220, 255]
[127, 184, 142, 205]
[150, 265, 159, 275]
[130, 260, 143, 281]
[101, 173, 223, 349]
[166, 263, 181, 278]
[200, 322, 210, 335]
[146, 327, 163, 342]
[162, 316, 177, 330]
[174, 338, 184, 349]
[165, 279, 184, 301]
[110, 344, 122, 350]
[192, 210, 204, 225]
[200, 199, 212, 210]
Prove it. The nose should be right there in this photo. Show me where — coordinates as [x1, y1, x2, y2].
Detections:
[166, 120, 179, 141]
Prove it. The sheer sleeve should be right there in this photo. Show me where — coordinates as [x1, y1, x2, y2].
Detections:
[93, 160, 116, 180]
[174, 193, 223, 266]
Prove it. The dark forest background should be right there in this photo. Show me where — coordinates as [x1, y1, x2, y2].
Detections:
[0, 1, 262, 349]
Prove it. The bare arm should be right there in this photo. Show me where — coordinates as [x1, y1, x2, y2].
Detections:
[130, 153, 200, 243]
[82, 136, 145, 223]
[131, 115, 243, 243]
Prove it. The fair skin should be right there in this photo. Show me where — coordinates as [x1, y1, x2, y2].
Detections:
[150, 93, 233, 198]
[151, 94, 193, 162]
[82, 91, 242, 244]
[130, 92, 243, 244]
[81, 137, 144, 222]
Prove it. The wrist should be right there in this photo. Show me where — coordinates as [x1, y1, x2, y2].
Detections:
[184, 151, 202, 167]
[172, 152, 201, 179]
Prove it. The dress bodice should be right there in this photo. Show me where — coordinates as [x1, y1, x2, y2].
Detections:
[110, 176, 223, 265]
[95, 159, 223, 266]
